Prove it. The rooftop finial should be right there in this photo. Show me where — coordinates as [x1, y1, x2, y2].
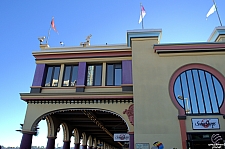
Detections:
[80, 34, 92, 47]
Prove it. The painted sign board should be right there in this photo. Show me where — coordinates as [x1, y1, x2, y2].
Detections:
[136, 143, 150, 149]
[192, 118, 220, 130]
[114, 133, 129, 141]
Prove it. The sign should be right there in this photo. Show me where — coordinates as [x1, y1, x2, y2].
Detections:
[136, 143, 150, 149]
[192, 118, 220, 130]
[114, 133, 129, 141]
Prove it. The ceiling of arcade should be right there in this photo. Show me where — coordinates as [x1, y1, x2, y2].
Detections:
[53, 110, 128, 148]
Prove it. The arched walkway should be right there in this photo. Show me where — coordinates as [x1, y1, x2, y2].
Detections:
[20, 105, 134, 149]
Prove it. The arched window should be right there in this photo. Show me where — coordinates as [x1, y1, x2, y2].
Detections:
[172, 64, 225, 115]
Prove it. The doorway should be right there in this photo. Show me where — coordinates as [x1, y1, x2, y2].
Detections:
[186, 132, 225, 149]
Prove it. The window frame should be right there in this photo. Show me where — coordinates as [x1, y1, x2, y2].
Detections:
[106, 63, 122, 86]
[86, 64, 103, 86]
[44, 65, 61, 87]
[62, 65, 78, 87]
[169, 63, 225, 116]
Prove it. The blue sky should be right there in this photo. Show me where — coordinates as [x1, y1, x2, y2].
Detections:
[0, 0, 224, 147]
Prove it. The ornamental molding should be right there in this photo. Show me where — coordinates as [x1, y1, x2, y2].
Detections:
[123, 104, 134, 125]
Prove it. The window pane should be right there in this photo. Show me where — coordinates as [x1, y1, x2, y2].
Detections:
[193, 70, 206, 113]
[87, 66, 94, 86]
[45, 67, 53, 87]
[213, 76, 224, 107]
[199, 70, 212, 113]
[63, 66, 71, 86]
[52, 66, 60, 87]
[115, 68, 121, 86]
[71, 66, 78, 86]
[106, 64, 114, 86]
[115, 64, 121, 69]
[206, 73, 219, 113]
[186, 70, 198, 114]
[94, 65, 102, 86]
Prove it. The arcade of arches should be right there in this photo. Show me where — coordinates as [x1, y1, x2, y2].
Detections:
[19, 101, 134, 149]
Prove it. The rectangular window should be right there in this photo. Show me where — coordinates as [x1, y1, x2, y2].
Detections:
[44, 66, 61, 87]
[106, 63, 122, 86]
[62, 65, 78, 87]
[86, 64, 102, 86]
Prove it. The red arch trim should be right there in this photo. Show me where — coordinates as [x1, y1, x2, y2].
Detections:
[169, 63, 225, 116]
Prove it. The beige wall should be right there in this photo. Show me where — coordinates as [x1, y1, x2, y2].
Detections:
[131, 37, 225, 149]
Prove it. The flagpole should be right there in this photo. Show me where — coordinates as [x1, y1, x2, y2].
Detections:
[46, 24, 51, 44]
[212, 0, 223, 26]
[46, 17, 53, 44]
[140, 3, 144, 29]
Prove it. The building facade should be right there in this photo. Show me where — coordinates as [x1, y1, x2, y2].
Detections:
[19, 26, 225, 149]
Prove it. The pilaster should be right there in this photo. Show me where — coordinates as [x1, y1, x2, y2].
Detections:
[76, 62, 86, 92]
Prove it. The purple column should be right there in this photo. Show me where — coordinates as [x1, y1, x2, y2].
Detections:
[74, 143, 80, 149]
[30, 64, 46, 93]
[88, 146, 93, 149]
[32, 64, 46, 86]
[76, 62, 86, 92]
[20, 133, 33, 149]
[81, 145, 87, 149]
[129, 133, 134, 149]
[122, 60, 133, 91]
[122, 60, 132, 84]
[63, 141, 71, 149]
[46, 137, 56, 149]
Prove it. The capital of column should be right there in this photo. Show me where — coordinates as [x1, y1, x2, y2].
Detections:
[64, 140, 71, 143]
[47, 136, 57, 139]
[21, 130, 36, 135]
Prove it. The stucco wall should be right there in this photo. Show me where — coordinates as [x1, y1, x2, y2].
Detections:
[131, 37, 225, 149]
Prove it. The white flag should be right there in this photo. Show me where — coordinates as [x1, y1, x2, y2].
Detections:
[206, 4, 216, 19]
[139, 5, 146, 24]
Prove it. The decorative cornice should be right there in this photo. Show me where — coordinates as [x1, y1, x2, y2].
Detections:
[20, 92, 133, 103]
[33, 49, 131, 60]
[21, 92, 133, 99]
[154, 42, 225, 54]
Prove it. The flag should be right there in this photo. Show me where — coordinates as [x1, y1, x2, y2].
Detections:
[51, 17, 58, 33]
[206, 4, 216, 20]
[139, 5, 146, 24]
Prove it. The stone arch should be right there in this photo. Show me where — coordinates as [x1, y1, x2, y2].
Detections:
[61, 122, 70, 141]
[45, 115, 54, 137]
[81, 132, 87, 145]
[73, 128, 80, 144]
[93, 137, 97, 148]
[87, 135, 93, 147]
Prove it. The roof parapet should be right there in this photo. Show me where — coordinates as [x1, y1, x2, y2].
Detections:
[126, 29, 162, 47]
[208, 26, 225, 42]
